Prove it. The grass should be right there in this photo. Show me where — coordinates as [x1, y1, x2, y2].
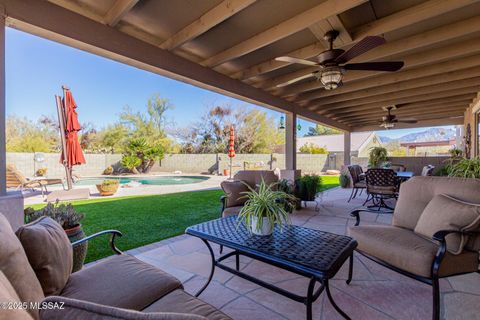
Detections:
[27, 177, 339, 263]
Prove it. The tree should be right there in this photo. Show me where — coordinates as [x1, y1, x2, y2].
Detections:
[305, 124, 341, 136]
[299, 143, 328, 154]
[6, 115, 59, 152]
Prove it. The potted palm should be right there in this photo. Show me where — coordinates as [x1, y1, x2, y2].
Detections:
[96, 179, 120, 196]
[368, 146, 389, 168]
[237, 180, 295, 236]
[24, 201, 86, 272]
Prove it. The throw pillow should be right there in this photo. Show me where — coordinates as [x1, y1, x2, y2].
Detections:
[414, 194, 480, 254]
[220, 181, 250, 207]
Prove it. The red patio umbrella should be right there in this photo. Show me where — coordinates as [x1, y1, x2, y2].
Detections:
[228, 126, 235, 179]
[57, 87, 85, 190]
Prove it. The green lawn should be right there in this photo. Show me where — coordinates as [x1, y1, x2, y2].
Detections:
[28, 177, 339, 263]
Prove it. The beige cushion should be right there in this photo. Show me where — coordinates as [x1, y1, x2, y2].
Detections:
[143, 289, 232, 320]
[16, 217, 73, 296]
[349, 225, 479, 278]
[0, 271, 33, 320]
[222, 206, 242, 218]
[40, 296, 207, 320]
[233, 170, 278, 188]
[0, 214, 44, 319]
[415, 194, 480, 254]
[221, 181, 249, 207]
[61, 254, 182, 311]
[393, 176, 480, 230]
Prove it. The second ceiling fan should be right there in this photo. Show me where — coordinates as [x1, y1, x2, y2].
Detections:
[275, 30, 404, 90]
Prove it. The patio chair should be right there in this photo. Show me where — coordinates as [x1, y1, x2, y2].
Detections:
[0, 213, 231, 320]
[220, 170, 279, 218]
[347, 165, 366, 202]
[7, 163, 64, 195]
[422, 165, 435, 176]
[363, 168, 399, 210]
[348, 176, 480, 320]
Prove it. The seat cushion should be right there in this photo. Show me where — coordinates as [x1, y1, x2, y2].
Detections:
[221, 181, 249, 207]
[348, 225, 479, 278]
[233, 170, 278, 188]
[415, 194, 480, 254]
[353, 181, 366, 188]
[222, 206, 242, 218]
[0, 271, 33, 320]
[0, 214, 44, 319]
[16, 216, 73, 296]
[61, 254, 182, 311]
[143, 289, 232, 320]
[40, 296, 208, 320]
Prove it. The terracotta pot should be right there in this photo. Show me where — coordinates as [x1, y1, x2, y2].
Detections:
[65, 224, 87, 272]
[223, 169, 230, 176]
[96, 182, 119, 196]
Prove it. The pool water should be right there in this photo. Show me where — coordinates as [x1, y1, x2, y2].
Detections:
[74, 176, 209, 186]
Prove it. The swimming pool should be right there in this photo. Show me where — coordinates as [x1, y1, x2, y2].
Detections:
[74, 176, 209, 186]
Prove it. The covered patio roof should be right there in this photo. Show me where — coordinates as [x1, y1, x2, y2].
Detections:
[1, 0, 479, 132]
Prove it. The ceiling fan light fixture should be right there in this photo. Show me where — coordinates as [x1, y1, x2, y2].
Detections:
[318, 66, 343, 90]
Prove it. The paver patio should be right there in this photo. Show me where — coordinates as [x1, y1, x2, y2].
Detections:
[109, 187, 480, 320]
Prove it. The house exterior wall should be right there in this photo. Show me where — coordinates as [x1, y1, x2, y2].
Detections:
[358, 135, 382, 157]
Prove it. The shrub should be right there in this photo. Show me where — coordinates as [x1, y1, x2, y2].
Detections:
[24, 201, 84, 229]
[368, 147, 388, 168]
[299, 143, 328, 154]
[121, 155, 141, 174]
[103, 166, 113, 175]
[296, 174, 321, 201]
[448, 157, 480, 179]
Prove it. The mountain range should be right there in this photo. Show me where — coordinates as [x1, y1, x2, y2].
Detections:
[378, 128, 456, 144]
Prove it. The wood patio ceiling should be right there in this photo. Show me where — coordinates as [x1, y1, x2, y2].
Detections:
[6, 0, 480, 131]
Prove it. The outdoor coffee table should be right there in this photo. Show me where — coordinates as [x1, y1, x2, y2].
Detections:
[186, 216, 357, 320]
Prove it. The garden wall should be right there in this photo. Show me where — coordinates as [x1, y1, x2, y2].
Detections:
[6, 152, 448, 177]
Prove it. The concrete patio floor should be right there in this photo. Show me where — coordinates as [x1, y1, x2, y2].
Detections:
[124, 187, 480, 320]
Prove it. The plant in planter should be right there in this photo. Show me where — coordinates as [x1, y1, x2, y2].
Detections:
[449, 147, 463, 159]
[296, 174, 321, 202]
[24, 201, 86, 272]
[339, 172, 349, 188]
[237, 180, 295, 236]
[96, 179, 120, 196]
[448, 157, 480, 178]
[35, 167, 48, 177]
[277, 179, 298, 213]
[368, 146, 389, 168]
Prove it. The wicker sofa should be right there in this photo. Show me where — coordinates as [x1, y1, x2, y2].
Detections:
[220, 170, 279, 217]
[349, 176, 480, 320]
[0, 214, 231, 320]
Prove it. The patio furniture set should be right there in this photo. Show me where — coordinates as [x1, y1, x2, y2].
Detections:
[1, 170, 479, 320]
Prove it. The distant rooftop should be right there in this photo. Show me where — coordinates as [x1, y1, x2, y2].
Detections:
[297, 132, 378, 153]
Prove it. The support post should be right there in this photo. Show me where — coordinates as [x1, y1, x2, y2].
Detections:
[344, 131, 351, 166]
[0, 15, 5, 195]
[285, 113, 297, 170]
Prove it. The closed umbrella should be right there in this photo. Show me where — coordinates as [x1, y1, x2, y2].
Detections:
[57, 87, 85, 190]
[228, 126, 235, 179]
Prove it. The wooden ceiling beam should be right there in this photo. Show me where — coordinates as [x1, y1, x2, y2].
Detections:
[303, 64, 480, 106]
[351, 0, 479, 40]
[104, 0, 139, 27]
[160, 0, 256, 50]
[3, 0, 350, 131]
[352, 117, 464, 132]
[245, 3, 480, 88]
[200, 0, 367, 67]
[319, 86, 480, 116]
[280, 37, 480, 98]
[312, 77, 480, 112]
[295, 38, 480, 104]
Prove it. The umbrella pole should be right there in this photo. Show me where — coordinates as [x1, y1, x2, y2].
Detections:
[55, 95, 73, 190]
[229, 157, 232, 179]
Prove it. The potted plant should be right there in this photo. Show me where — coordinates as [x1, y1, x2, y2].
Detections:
[339, 172, 349, 188]
[35, 167, 48, 177]
[448, 157, 480, 178]
[296, 174, 321, 202]
[24, 201, 86, 272]
[96, 179, 120, 196]
[368, 146, 389, 168]
[277, 178, 299, 212]
[237, 180, 295, 236]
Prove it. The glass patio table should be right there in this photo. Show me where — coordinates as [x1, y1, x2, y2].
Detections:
[186, 216, 358, 320]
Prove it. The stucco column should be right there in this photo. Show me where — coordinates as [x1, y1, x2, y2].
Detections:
[0, 15, 5, 195]
[344, 131, 351, 166]
[285, 113, 297, 170]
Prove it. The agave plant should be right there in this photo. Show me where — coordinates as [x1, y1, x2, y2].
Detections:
[237, 179, 296, 234]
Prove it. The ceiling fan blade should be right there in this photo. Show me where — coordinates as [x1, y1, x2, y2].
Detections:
[275, 56, 318, 66]
[335, 36, 386, 64]
[276, 73, 315, 87]
[397, 119, 418, 124]
[343, 61, 404, 71]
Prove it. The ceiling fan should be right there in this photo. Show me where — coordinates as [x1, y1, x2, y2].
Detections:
[275, 30, 404, 90]
[379, 106, 417, 129]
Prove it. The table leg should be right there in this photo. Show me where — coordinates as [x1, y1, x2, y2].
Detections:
[325, 280, 351, 320]
[346, 254, 353, 285]
[195, 239, 215, 297]
[306, 277, 316, 320]
[235, 251, 240, 271]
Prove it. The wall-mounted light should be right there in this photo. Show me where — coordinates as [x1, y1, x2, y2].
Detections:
[297, 124, 302, 131]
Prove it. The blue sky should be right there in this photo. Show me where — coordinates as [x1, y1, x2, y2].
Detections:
[6, 27, 447, 139]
